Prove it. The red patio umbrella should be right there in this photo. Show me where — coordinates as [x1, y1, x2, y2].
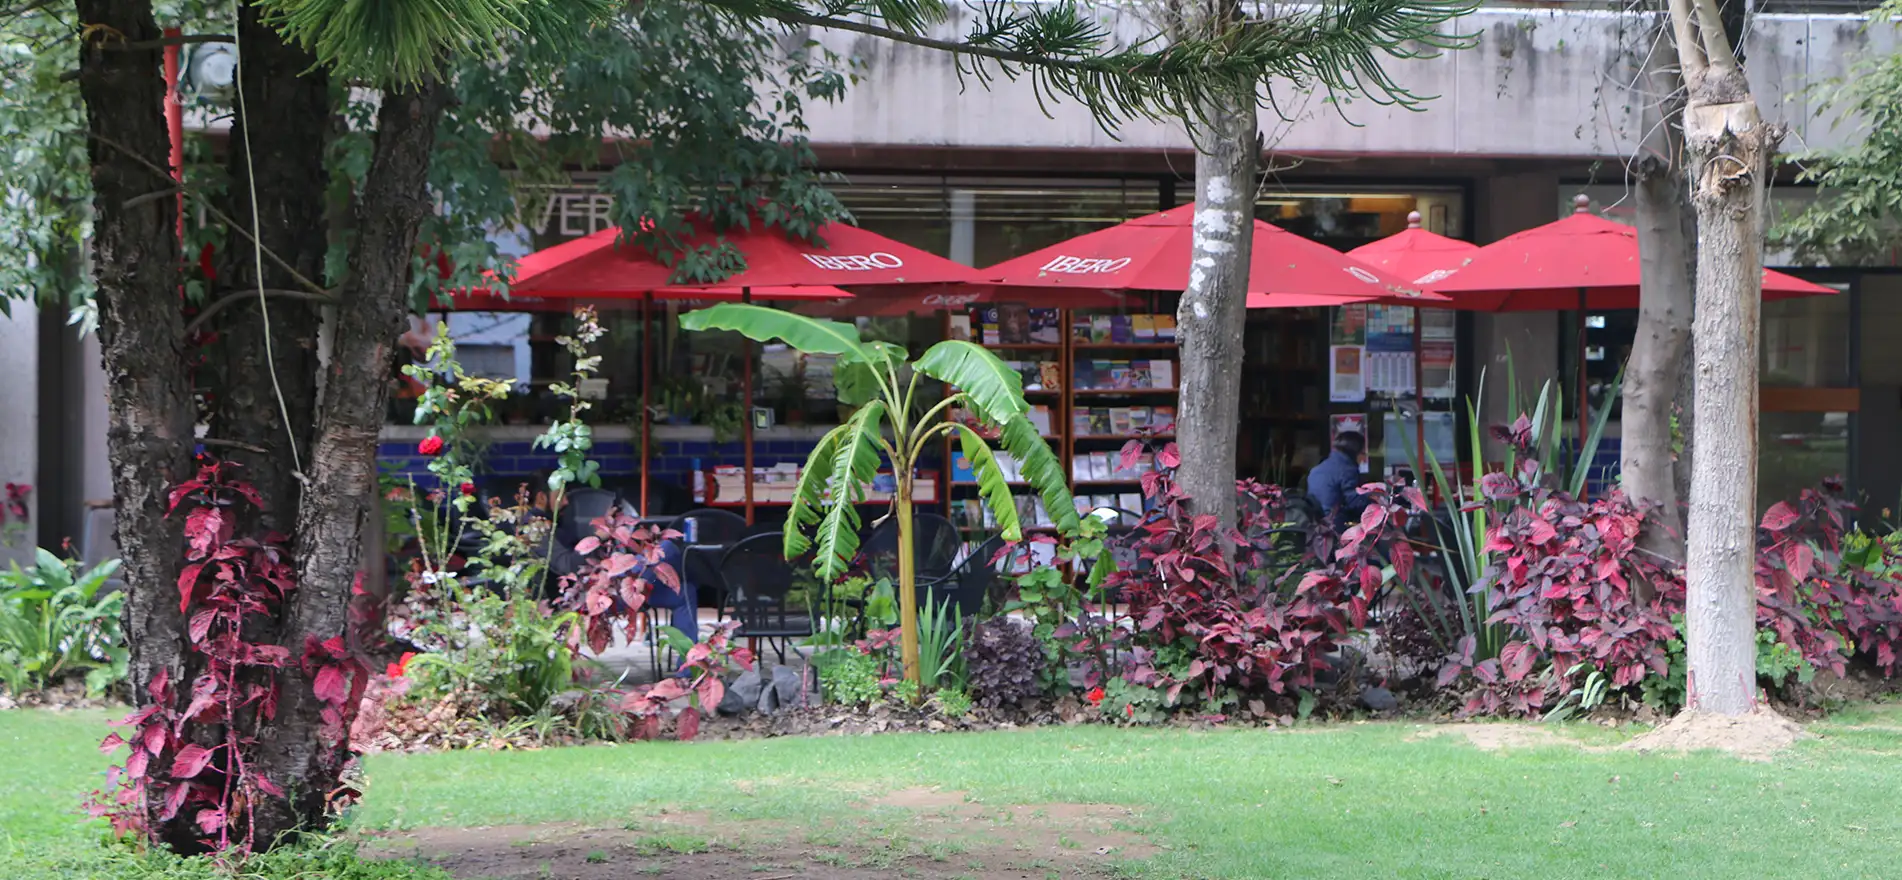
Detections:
[450, 217, 975, 522]
[980, 205, 1446, 307]
[509, 220, 981, 297]
[1429, 195, 1838, 459]
[1430, 196, 1836, 310]
[440, 285, 853, 311]
[1347, 211, 1480, 287]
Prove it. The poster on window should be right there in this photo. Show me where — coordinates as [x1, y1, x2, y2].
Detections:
[1329, 345, 1366, 402]
[1330, 305, 1367, 345]
[1330, 413, 1366, 443]
[1366, 351, 1417, 395]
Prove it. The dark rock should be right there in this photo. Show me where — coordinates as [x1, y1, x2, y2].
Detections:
[722, 669, 763, 716]
[1360, 685, 1398, 712]
[771, 665, 803, 709]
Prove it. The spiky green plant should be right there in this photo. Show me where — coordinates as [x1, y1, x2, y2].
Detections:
[680, 304, 1075, 686]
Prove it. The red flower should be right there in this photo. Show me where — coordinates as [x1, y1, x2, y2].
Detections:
[460, 482, 476, 497]
[418, 436, 445, 456]
[385, 652, 417, 678]
[1086, 687, 1105, 707]
[1124, 703, 1134, 719]
[198, 243, 217, 281]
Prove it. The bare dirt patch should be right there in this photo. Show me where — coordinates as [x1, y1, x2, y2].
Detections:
[1407, 723, 1600, 752]
[1624, 707, 1808, 761]
[374, 791, 1155, 879]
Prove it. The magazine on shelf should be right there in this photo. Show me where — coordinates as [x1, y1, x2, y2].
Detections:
[1150, 360, 1174, 388]
[1029, 308, 1061, 344]
[996, 303, 1032, 344]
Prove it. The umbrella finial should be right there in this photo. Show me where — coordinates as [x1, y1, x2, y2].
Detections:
[1572, 194, 1592, 214]
[1406, 211, 1422, 229]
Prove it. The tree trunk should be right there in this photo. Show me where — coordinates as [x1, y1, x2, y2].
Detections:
[73, 0, 196, 833]
[1682, 77, 1780, 715]
[1623, 30, 1696, 567]
[249, 80, 447, 841]
[1173, 2, 1255, 531]
[209, 5, 328, 534]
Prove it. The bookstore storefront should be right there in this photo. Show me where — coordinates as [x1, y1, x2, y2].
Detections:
[377, 174, 1473, 532]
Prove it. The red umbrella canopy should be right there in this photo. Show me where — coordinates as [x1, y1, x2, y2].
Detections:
[508, 218, 981, 298]
[1347, 211, 1480, 286]
[439, 285, 852, 311]
[1430, 196, 1837, 311]
[982, 205, 1445, 307]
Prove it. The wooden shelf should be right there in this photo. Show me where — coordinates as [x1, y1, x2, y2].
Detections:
[1071, 342, 1178, 351]
[982, 342, 1063, 351]
[1073, 388, 1179, 396]
[1074, 478, 1148, 486]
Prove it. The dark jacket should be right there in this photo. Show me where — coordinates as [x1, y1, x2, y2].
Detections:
[1306, 450, 1369, 525]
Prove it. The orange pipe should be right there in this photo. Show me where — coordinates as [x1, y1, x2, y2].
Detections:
[162, 28, 184, 239]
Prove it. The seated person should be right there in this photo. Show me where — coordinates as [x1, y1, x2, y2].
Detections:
[1306, 430, 1371, 528]
[547, 498, 700, 643]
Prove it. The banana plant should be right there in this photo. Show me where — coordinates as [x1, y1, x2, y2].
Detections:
[680, 304, 1077, 685]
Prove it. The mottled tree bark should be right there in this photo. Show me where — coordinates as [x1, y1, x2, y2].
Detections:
[1672, 0, 1780, 716]
[209, 5, 328, 535]
[1624, 25, 1696, 570]
[72, 0, 195, 835]
[251, 80, 447, 840]
[1172, 0, 1254, 532]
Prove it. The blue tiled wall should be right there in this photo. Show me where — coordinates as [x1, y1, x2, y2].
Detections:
[379, 435, 945, 497]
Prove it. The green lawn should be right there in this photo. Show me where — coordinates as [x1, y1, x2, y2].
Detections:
[6, 706, 1902, 879]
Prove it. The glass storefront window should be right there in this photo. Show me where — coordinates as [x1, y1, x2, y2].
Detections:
[1761, 410, 1851, 512]
[1762, 292, 1851, 388]
[1257, 187, 1466, 250]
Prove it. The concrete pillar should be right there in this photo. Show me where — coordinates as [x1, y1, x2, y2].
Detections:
[1, 304, 38, 567]
[1469, 171, 1562, 460]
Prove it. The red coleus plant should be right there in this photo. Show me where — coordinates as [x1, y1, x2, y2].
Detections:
[90, 461, 319, 851]
[1760, 479, 1901, 677]
[1437, 483, 1685, 717]
[1106, 444, 1362, 709]
[555, 508, 752, 741]
[558, 509, 682, 655]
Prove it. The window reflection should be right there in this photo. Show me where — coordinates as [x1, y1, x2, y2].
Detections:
[1760, 410, 1850, 514]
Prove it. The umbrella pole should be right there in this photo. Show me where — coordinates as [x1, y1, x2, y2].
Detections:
[743, 288, 755, 525]
[1576, 287, 1589, 497]
[1413, 307, 1428, 496]
[640, 292, 652, 516]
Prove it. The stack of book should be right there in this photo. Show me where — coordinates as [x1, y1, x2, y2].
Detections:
[1074, 359, 1175, 390]
[951, 305, 1063, 345]
[951, 495, 1058, 530]
[1069, 450, 1157, 482]
[1070, 405, 1176, 436]
[1070, 313, 1178, 344]
[952, 404, 1056, 437]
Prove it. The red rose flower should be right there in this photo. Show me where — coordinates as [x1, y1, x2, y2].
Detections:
[198, 243, 217, 281]
[1087, 687, 1105, 707]
[418, 436, 445, 456]
[460, 482, 476, 496]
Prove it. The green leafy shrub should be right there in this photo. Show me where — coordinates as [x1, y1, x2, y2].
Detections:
[0, 550, 125, 697]
[815, 648, 882, 707]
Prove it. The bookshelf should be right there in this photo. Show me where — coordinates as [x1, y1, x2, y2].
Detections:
[940, 303, 1180, 536]
[1238, 308, 1329, 486]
